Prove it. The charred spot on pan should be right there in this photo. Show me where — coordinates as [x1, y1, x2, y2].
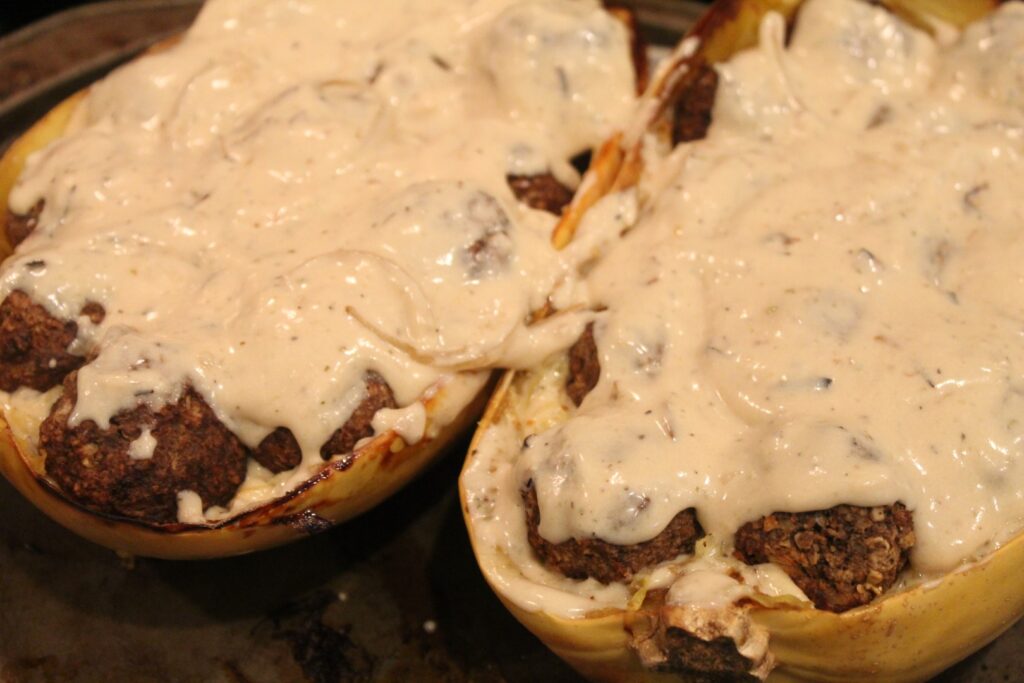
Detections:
[40, 371, 249, 524]
[506, 173, 574, 215]
[268, 589, 375, 683]
[522, 480, 704, 583]
[733, 503, 915, 612]
[0, 290, 102, 392]
[566, 322, 600, 407]
[319, 371, 397, 460]
[5, 199, 43, 248]
[672, 64, 719, 145]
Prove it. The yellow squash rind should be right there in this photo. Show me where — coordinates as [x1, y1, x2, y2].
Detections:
[0, 75, 493, 559]
[461, 0, 1018, 680]
[462, 363, 1024, 682]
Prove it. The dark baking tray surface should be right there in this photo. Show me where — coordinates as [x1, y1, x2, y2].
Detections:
[0, 2, 1019, 681]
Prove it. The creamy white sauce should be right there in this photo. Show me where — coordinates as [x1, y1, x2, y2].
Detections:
[465, 0, 1024, 619]
[127, 428, 157, 460]
[371, 402, 427, 445]
[662, 548, 805, 608]
[176, 490, 205, 524]
[1, 0, 637, 518]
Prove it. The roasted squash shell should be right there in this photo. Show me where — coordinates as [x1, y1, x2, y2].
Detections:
[460, 0, 1022, 680]
[462, 370, 1024, 682]
[0, 3, 650, 559]
[0, 53, 498, 560]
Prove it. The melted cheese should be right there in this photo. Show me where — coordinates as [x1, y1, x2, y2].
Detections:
[465, 0, 1024, 618]
[0, 0, 637, 520]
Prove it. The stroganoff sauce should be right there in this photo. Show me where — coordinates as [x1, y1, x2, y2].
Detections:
[466, 0, 1024, 615]
[0, 0, 637, 519]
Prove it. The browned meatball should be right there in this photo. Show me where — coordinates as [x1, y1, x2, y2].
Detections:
[523, 480, 704, 584]
[253, 426, 302, 473]
[5, 199, 42, 248]
[41, 371, 249, 524]
[565, 322, 599, 407]
[733, 503, 915, 613]
[0, 290, 104, 392]
[507, 173, 574, 215]
[673, 64, 719, 145]
[253, 372, 399, 472]
[319, 371, 397, 460]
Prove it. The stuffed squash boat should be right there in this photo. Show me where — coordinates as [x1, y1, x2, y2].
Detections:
[461, 0, 1024, 680]
[0, 0, 646, 558]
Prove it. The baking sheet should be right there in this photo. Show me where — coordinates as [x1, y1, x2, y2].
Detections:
[0, 2, 1020, 681]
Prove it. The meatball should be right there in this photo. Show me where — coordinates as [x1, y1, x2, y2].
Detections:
[253, 426, 302, 473]
[672, 64, 719, 145]
[565, 322, 599, 407]
[253, 371, 399, 472]
[5, 199, 42, 248]
[0, 290, 103, 392]
[733, 503, 915, 612]
[319, 371, 397, 459]
[523, 480, 704, 583]
[41, 371, 249, 524]
[506, 173, 574, 215]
